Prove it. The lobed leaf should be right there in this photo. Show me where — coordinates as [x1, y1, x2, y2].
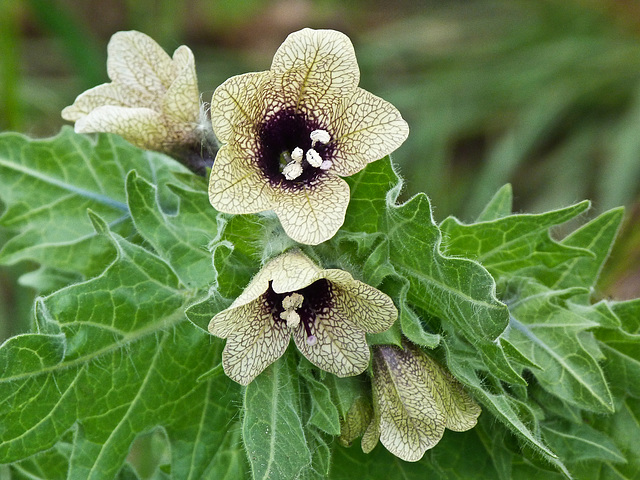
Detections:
[0, 128, 189, 280]
[345, 159, 519, 384]
[126, 171, 220, 289]
[0, 214, 243, 478]
[440, 201, 592, 287]
[505, 279, 614, 413]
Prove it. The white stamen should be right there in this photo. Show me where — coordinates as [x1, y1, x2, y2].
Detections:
[306, 335, 317, 346]
[280, 310, 301, 329]
[310, 129, 330, 146]
[282, 130, 330, 178]
[281, 293, 304, 329]
[283, 161, 303, 180]
[291, 147, 304, 162]
[306, 148, 323, 168]
[282, 293, 304, 310]
[320, 160, 332, 170]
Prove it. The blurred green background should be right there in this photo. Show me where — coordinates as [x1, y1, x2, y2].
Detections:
[2, 0, 640, 342]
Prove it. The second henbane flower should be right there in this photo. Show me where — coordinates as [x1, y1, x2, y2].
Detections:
[62, 31, 203, 157]
[208, 250, 397, 385]
[208, 28, 409, 245]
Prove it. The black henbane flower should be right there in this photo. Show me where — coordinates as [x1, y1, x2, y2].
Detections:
[208, 28, 409, 245]
[208, 250, 398, 385]
[62, 31, 203, 154]
[362, 340, 481, 462]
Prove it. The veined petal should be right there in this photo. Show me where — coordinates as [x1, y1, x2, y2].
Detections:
[263, 250, 322, 294]
[208, 144, 275, 214]
[373, 346, 446, 462]
[162, 45, 200, 125]
[327, 272, 398, 333]
[61, 83, 155, 121]
[273, 174, 350, 245]
[331, 88, 409, 177]
[293, 307, 370, 377]
[361, 404, 381, 454]
[222, 303, 290, 385]
[410, 343, 481, 432]
[74, 106, 167, 149]
[208, 301, 254, 339]
[210, 71, 271, 144]
[270, 28, 359, 115]
[229, 250, 322, 309]
[107, 30, 175, 96]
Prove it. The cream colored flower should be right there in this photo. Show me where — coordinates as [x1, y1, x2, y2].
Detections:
[62, 30, 203, 154]
[362, 340, 481, 462]
[208, 28, 409, 245]
[208, 250, 397, 385]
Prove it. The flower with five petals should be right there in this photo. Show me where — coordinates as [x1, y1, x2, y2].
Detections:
[208, 28, 409, 245]
[62, 31, 206, 161]
[208, 250, 398, 385]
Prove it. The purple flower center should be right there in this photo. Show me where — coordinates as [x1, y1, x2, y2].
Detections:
[257, 108, 334, 187]
[263, 278, 333, 344]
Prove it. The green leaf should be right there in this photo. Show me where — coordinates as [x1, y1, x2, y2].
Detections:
[325, 374, 369, 420]
[126, 171, 220, 289]
[184, 289, 228, 334]
[0, 128, 189, 279]
[443, 337, 565, 470]
[298, 359, 341, 436]
[0, 214, 244, 478]
[366, 321, 403, 348]
[552, 207, 624, 290]
[587, 396, 640, 479]
[361, 237, 395, 288]
[505, 279, 614, 413]
[381, 275, 441, 349]
[345, 159, 519, 385]
[4, 442, 72, 480]
[476, 183, 513, 222]
[330, 426, 502, 479]
[330, 441, 436, 479]
[242, 353, 311, 480]
[211, 214, 265, 299]
[18, 265, 83, 295]
[440, 201, 592, 286]
[387, 192, 510, 339]
[342, 155, 398, 235]
[595, 298, 640, 398]
[387, 195, 521, 383]
[304, 428, 331, 479]
[541, 420, 625, 465]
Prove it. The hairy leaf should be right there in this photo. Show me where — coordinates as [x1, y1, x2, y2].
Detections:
[0, 214, 244, 478]
[504, 279, 614, 412]
[0, 128, 189, 279]
[440, 201, 592, 286]
[243, 353, 311, 480]
[126, 171, 219, 289]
